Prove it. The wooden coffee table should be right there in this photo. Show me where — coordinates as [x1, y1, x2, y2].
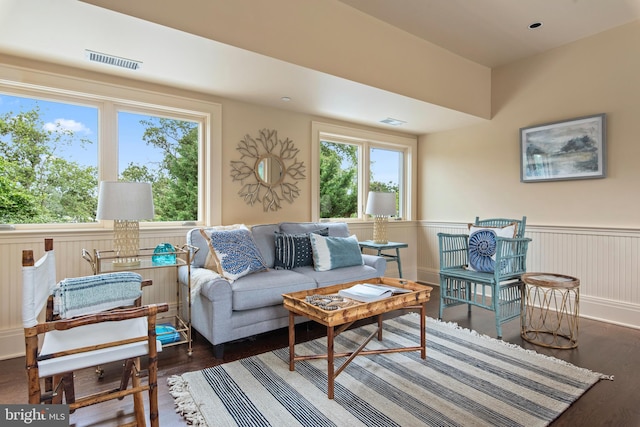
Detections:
[283, 277, 432, 399]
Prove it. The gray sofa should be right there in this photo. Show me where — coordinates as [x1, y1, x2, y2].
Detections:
[178, 222, 386, 355]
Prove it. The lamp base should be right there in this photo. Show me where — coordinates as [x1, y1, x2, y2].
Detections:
[372, 215, 389, 244]
[112, 259, 141, 267]
[113, 219, 140, 265]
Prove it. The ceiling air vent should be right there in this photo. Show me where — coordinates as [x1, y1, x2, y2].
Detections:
[380, 117, 406, 126]
[85, 50, 142, 71]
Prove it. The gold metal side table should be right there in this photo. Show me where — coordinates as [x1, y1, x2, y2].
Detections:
[83, 246, 194, 356]
[521, 273, 580, 349]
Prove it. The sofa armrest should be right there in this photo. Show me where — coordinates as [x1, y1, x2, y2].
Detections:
[362, 254, 387, 277]
[178, 266, 232, 303]
[178, 265, 234, 346]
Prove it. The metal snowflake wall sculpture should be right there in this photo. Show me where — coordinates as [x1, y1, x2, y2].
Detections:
[230, 128, 306, 212]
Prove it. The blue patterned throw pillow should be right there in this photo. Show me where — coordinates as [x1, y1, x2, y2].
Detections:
[274, 228, 329, 270]
[467, 224, 517, 273]
[206, 226, 267, 282]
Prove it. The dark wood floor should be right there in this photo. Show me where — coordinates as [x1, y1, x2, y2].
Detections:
[1, 287, 638, 426]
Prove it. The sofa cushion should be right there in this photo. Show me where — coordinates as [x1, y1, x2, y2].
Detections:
[293, 265, 380, 288]
[274, 228, 329, 270]
[250, 224, 279, 268]
[204, 226, 268, 282]
[231, 269, 317, 311]
[279, 221, 349, 237]
[309, 234, 363, 271]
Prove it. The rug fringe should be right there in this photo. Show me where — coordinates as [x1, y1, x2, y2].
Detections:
[168, 374, 207, 426]
[422, 315, 614, 381]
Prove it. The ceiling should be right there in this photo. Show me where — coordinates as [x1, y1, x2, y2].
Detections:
[339, 0, 640, 68]
[0, 0, 638, 135]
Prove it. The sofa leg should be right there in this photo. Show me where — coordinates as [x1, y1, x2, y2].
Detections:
[213, 344, 224, 359]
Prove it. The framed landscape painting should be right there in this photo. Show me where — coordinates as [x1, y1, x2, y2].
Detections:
[520, 113, 606, 182]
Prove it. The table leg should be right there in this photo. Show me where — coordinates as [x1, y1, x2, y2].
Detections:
[420, 302, 426, 359]
[377, 314, 383, 340]
[288, 311, 295, 371]
[327, 325, 335, 399]
[395, 248, 403, 278]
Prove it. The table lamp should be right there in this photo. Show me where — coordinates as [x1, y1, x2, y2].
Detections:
[365, 191, 396, 244]
[96, 181, 154, 266]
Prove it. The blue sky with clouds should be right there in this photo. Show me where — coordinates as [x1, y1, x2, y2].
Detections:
[0, 94, 162, 172]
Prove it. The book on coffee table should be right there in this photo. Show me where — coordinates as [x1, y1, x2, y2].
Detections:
[338, 283, 410, 303]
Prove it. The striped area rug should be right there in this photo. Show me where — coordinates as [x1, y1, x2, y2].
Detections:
[168, 314, 611, 427]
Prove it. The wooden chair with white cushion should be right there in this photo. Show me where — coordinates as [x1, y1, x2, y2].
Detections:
[22, 239, 168, 427]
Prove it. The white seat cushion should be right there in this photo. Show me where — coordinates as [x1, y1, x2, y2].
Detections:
[38, 317, 162, 377]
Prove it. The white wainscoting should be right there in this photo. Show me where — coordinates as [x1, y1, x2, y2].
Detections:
[416, 221, 640, 330]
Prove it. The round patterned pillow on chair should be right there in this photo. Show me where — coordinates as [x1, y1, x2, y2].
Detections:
[468, 229, 498, 272]
[467, 223, 517, 273]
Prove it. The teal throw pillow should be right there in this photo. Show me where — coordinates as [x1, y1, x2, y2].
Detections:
[309, 234, 363, 271]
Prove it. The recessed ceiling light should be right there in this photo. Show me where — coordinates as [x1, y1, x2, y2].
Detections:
[380, 118, 406, 126]
[528, 22, 543, 29]
[281, 96, 291, 102]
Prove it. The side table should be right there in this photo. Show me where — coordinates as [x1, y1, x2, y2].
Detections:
[358, 240, 408, 278]
[521, 272, 580, 349]
[82, 246, 193, 356]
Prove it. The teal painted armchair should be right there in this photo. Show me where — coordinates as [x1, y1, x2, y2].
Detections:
[437, 216, 531, 338]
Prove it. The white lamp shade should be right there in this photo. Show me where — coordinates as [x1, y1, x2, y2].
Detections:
[365, 191, 396, 216]
[96, 181, 155, 220]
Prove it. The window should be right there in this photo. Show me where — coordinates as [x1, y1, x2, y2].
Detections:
[118, 111, 199, 222]
[0, 94, 98, 224]
[370, 146, 403, 214]
[0, 80, 217, 227]
[319, 140, 359, 218]
[312, 122, 416, 221]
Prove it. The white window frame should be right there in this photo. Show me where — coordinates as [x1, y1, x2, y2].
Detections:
[311, 121, 417, 222]
[0, 63, 222, 230]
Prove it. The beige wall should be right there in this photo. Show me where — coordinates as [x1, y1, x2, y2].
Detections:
[220, 100, 315, 224]
[418, 20, 640, 229]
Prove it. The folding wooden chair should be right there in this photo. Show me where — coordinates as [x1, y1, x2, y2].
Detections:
[22, 238, 168, 427]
